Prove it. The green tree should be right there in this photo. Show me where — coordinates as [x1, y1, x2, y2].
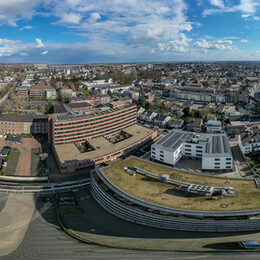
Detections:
[193, 110, 201, 118]
[137, 95, 147, 108]
[254, 103, 260, 116]
[183, 106, 190, 117]
[107, 89, 114, 98]
[45, 102, 54, 114]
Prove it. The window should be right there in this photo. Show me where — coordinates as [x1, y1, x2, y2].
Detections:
[226, 162, 231, 165]
[215, 162, 220, 165]
[196, 146, 203, 149]
[160, 150, 164, 153]
[196, 150, 202, 153]
[185, 148, 191, 151]
[215, 166, 220, 169]
[226, 166, 231, 169]
[152, 147, 155, 151]
[215, 158, 220, 161]
[185, 144, 191, 147]
[226, 158, 232, 161]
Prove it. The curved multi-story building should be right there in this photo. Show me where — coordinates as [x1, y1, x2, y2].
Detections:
[90, 157, 260, 233]
[49, 101, 137, 145]
[49, 101, 157, 173]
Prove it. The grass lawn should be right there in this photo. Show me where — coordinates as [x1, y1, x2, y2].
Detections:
[5, 149, 20, 176]
[102, 157, 260, 212]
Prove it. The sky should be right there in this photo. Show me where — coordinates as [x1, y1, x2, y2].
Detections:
[0, 0, 260, 64]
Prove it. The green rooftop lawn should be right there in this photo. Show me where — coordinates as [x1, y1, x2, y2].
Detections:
[102, 157, 260, 212]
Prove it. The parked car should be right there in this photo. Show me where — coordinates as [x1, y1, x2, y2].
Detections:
[238, 241, 260, 249]
[59, 200, 76, 206]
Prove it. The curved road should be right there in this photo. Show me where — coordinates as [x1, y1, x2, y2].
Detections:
[2, 195, 259, 260]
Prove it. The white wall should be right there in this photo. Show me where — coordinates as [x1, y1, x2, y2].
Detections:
[202, 156, 233, 170]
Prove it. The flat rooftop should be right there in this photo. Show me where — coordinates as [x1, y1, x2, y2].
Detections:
[51, 102, 135, 122]
[152, 129, 232, 157]
[241, 132, 260, 146]
[55, 124, 155, 164]
[101, 157, 260, 212]
[0, 114, 48, 123]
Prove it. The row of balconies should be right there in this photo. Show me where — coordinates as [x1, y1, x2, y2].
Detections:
[53, 107, 136, 129]
[53, 113, 136, 136]
[54, 119, 136, 144]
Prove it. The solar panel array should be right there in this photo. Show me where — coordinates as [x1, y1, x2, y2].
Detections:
[54, 104, 130, 122]
[162, 132, 182, 148]
[172, 139, 183, 149]
[212, 136, 222, 154]
[186, 134, 195, 142]
[205, 142, 210, 153]
[156, 130, 231, 155]
[157, 131, 175, 145]
[212, 136, 216, 153]
[171, 133, 191, 149]
[222, 135, 229, 153]
[217, 136, 222, 153]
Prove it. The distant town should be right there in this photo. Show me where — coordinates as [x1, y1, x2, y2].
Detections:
[0, 62, 259, 176]
[0, 62, 260, 255]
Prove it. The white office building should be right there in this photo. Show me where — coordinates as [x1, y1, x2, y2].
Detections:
[238, 132, 260, 154]
[151, 129, 233, 171]
[205, 120, 223, 133]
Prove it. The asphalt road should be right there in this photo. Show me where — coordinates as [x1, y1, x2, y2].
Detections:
[0, 193, 8, 212]
[0, 87, 14, 106]
[1, 193, 259, 260]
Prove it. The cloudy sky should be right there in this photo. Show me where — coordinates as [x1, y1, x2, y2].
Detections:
[0, 0, 260, 63]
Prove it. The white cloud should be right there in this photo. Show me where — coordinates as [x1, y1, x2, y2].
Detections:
[51, 0, 192, 46]
[209, 0, 224, 8]
[193, 39, 233, 51]
[251, 50, 260, 56]
[0, 38, 24, 57]
[241, 39, 248, 42]
[0, 0, 40, 26]
[224, 36, 240, 39]
[203, 0, 260, 20]
[41, 50, 48, 55]
[153, 33, 192, 53]
[0, 0, 194, 59]
[35, 38, 44, 48]
[88, 12, 101, 23]
[56, 12, 82, 24]
[20, 25, 33, 30]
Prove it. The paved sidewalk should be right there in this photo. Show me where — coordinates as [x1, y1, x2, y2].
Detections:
[0, 193, 35, 256]
[58, 188, 260, 252]
[16, 138, 41, 176]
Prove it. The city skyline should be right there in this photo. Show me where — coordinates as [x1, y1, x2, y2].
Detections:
[0, 0, 260, 64]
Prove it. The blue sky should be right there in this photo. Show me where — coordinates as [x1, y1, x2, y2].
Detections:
[0, 0, 260, 64]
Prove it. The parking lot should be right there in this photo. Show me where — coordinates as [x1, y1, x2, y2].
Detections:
[0, 137, 41, 176]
